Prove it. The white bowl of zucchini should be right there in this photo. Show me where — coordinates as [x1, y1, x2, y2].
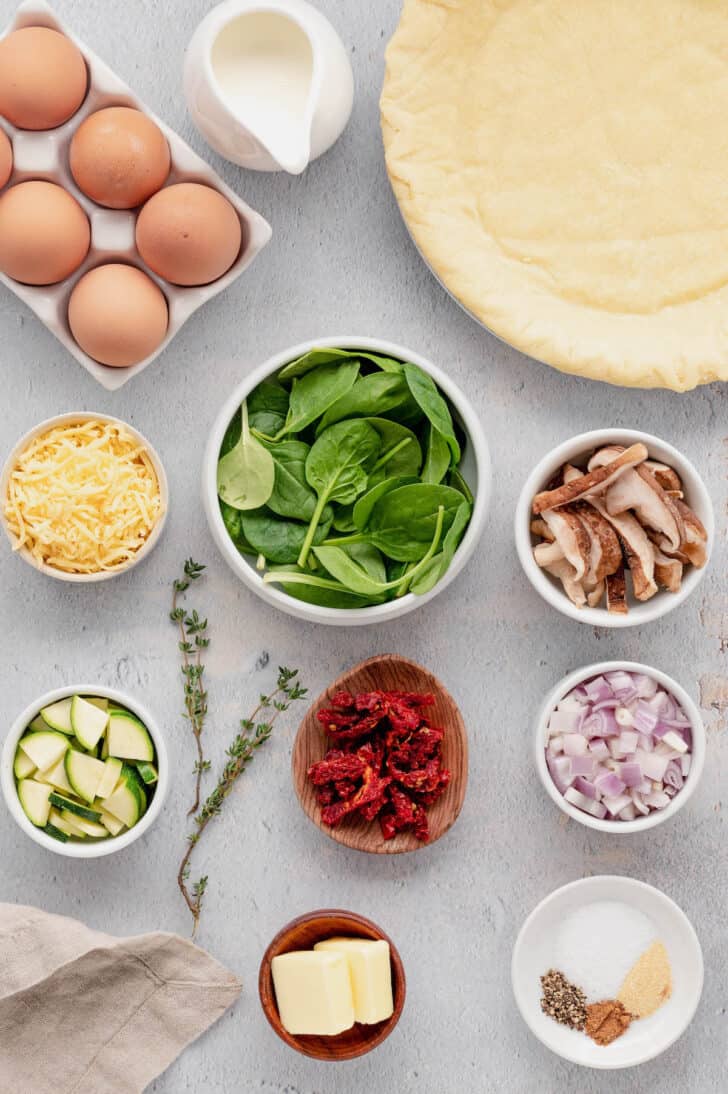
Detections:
[1, 685, 168, 858]
[202, 336, 491, 625]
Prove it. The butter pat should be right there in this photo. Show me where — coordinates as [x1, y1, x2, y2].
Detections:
[314, 937, 394, 1024]
[271, 951, 354, 1035]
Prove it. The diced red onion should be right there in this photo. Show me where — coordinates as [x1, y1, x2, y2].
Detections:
[564, 787, 607, 818]
[603, 793, 632, 816]
[563, 734, 587, 756]
[573, 776, 599, 799]
[545, 671, 692, 822]
[549, 710, 584, 735]
[620, 762, 643, 788]
[570, 755, 596, 777]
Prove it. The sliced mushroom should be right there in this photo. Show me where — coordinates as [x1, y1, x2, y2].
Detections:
[587, 580, 606, 608]
[532, 444, 648, 514]
[540, 508, 591, 581]
[673, 500, 708, 568]
[606, 566, 628, 614]
[587, 445, 625, 470]
[575, 505, 623, 585]
[530, 518, 555, 542]
[534, 540, 565, 566]
[644, 460, 683, 495]
[653, 547, 683, 593]
[587, 497, 658, 601]
[542, 557, 587, 607]
[605, 466, 685, 553]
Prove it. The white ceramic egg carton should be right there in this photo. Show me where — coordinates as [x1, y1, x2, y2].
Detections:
[0, 1, 272, 391]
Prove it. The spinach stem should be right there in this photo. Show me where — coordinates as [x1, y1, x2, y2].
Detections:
[371, 436, 412, 473]
[297, 490, 330, 567]
[320, 531, 367, 548]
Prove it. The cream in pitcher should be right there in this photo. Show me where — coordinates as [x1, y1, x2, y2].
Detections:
[184, 0, 354, 174]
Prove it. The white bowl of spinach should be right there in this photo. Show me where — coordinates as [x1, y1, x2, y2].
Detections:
[203, 338, 490, 624]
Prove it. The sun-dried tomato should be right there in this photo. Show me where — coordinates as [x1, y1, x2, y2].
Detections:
[307, 687, 450, 843]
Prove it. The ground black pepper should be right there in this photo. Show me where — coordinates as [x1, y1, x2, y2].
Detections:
[540, 968, 588, 1030]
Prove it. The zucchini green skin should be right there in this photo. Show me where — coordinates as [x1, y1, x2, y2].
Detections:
[43, 823, 69, 843]
[48, 792, 101, 822]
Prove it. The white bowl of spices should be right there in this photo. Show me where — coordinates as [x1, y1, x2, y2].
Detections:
[535, 661, 705, 833]
[512, 875, 704, 1069]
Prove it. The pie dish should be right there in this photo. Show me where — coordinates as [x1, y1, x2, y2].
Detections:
[381, 0, 728, 391]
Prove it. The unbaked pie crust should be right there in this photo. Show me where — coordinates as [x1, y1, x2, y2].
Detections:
[381, 0, 728, 390]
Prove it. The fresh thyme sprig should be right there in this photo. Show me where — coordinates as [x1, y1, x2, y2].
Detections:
[177, 665, 307, 936]
[171, 559, 210, 816]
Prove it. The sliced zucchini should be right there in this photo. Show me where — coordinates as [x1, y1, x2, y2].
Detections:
[100, 777, 143, 828]
[101, 734, 110, 759]
[64, 813, 108, 838]
[98, 808, 125, 836]
[64, 751, 106, 805]
[43, 822, 69, 843]
[28, 714, 48, 733]
[13, 748, 36, 780]
[34, 756, 73, 794]
[71, 695, 109, 751]
[18, 731, 68, 773]
[48, 792, 101, 822]
[17, 779, 53, 827]
[95, 757, 123, 801]
[86, 697, 109, 712]
[40, 698, 74, 735]
[106, 712, 154, 762]
[135, 762, 158, 786]
[48, 807, 86, 838]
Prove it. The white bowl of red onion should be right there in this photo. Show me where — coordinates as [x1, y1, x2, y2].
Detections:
[535, 662, 705, 832]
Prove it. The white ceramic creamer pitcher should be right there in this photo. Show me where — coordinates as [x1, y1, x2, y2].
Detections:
[184, 0, 354, 174]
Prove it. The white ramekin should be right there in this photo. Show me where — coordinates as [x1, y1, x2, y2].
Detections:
[0, 412, 168, 583]
[534, 660, 705, 834]
[1, 684, 168, 858]
[514, 429, 714, 628]
[202, 336, 491, 625]
[512, 876, 703, 1069]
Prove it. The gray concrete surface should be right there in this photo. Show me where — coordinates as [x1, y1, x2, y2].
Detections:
[0, 1, 726, 1091]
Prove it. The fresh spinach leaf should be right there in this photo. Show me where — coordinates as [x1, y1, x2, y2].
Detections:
[316, 373, 409, 432]
[352, 475, 415, 531]
[362, 418, 422, 482]
[403, 362, 460, 462]
[264, 566, 387, 608]
[298, 419, 381, 565]
[274, 362, 360, 439]
[247, 378, 289, 438]
[314, 503, 446, 594]
[422, 423, 451, 484]
[260, 439, 330, 523]
[217, 402, 275, 510]
[341, 542, 387, 583]
[241, 510, 332, 565]
[410, 500, 471, 595]
[219, 500, 256, 555]
[278, 348, 404, 381]
[358, 483, 464, 561]
[448, 466, 474, 505]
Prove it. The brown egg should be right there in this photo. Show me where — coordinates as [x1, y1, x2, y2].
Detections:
[136, 182, 242, 285]
[70, 107, 171, 209]
[0, 181, 90, 285]
[0, 27, 87, 130]
[0, 129, 11, 189]
[68, 264, 168, 367]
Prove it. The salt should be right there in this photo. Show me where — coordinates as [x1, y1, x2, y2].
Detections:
[555, 901, 656, 1001]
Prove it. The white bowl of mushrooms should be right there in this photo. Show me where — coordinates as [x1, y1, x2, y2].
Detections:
[515, 430, 713, 627]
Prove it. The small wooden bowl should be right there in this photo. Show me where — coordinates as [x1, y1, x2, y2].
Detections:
[292, 653, 468, 854]
[258, 909, 406, 1060]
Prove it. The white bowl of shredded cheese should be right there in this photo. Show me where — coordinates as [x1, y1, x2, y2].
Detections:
[0, 413, 168, 581]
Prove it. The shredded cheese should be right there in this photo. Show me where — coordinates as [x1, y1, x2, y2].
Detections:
[4, 419, 163, 574]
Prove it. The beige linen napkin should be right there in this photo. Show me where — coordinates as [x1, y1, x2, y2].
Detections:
[0, 903, 241, 1093]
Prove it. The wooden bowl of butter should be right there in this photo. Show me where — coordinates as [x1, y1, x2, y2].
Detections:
[258, 909, 406, 1060]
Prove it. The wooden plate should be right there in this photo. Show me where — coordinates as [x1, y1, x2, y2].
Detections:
[292, 653, 468, 853]
[258, 908, 406, 1060]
